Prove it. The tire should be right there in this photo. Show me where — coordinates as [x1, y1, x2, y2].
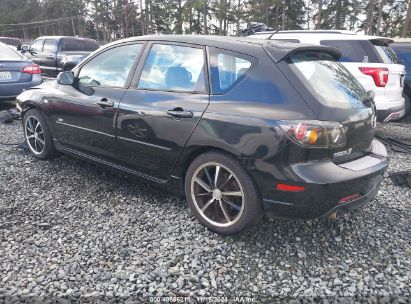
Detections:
[185, 151, 262, 235]
[23, 109, 57, 160]
[404, 93, 410, 117]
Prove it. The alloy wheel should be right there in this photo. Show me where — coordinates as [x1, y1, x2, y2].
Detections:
[25, 116, 45, 155]
[191, 162, 245, 227]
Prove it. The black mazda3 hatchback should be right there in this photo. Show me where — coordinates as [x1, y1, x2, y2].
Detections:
[16, 35, 388, 235]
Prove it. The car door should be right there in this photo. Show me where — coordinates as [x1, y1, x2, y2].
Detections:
[36, 38, 59, 77]
[50, 42, 144, 160]
[117, 42, 210, 180]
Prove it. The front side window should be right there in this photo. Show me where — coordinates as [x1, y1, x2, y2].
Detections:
[30, 39, 44, 52]
[43, 39, 57, 52]
[289, 52, 368, 109]
[138, 44, 206, 92]
[78, 44, 142, 87]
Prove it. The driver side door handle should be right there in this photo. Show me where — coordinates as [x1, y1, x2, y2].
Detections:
[96, 98, 114, 108]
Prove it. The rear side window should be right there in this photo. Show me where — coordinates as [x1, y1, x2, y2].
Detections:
[289, 52, 368, 109]
[320, 40, 380, 63]
[210, 49, 253, 94]
[0, 43, 21, 59]
[373, 45, 399, 64]
[43, 39, 57, 52]
[138, 44, 206, 92]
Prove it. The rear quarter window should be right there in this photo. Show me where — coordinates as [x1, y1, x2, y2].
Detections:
[373, 44, 399, 64]
[210, 48, 255, 94]
[320, 40, 381, 63]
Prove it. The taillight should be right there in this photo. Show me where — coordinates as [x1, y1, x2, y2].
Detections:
[359, 67, 388, 87]
[278, 120, 346, 148]
[21, 64, 41, 75]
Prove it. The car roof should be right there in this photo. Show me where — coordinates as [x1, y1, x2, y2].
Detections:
[106, 35, 342, 62]
[34, 36, 97, 42]
[252, 31, 393, 43]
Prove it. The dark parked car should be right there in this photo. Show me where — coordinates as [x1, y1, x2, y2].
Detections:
[0, 42, 42, 103]
[0, 37, 22, 50]
[16, 36, 388, 235]
[21, 36, 99, 78]
[391, 42, 411, 115]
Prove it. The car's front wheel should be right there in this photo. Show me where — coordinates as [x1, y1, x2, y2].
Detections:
[185, 152, 262, 235]
[23, 109, 56, 159]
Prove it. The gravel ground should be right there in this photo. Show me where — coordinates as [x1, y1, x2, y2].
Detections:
[0, 113, 410, 303]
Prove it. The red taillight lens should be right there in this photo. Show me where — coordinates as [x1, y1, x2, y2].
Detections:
[359, 67, 388, 87]
[21, 64, 41, 75]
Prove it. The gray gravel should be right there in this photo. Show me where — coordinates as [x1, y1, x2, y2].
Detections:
[0, 114, 410, 303]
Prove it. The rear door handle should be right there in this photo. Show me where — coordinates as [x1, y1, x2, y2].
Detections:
[96, 98, 114, 108]
[167, 108, 193, 119]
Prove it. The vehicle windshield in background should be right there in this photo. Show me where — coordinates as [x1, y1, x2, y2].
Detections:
[289, 52, 368, 109]
[0, 43, 22, 60]
[320, 40, 380, 63]
[373, 45, 400, 64]
[392, 47, 411, 69]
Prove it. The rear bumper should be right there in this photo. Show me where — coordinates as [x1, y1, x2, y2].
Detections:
[0, 78, 42, 101]
[257, 140, 388, 219]
[376, 104, 406, 122]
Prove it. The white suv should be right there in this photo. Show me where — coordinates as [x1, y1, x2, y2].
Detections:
[249, 30, 406, 122]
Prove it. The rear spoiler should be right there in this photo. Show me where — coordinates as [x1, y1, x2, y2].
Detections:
[263, 42, 342, 63]
[369, 38, 394, 46]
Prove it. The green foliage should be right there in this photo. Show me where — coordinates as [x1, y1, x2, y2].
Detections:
[0, 0, 410, 42]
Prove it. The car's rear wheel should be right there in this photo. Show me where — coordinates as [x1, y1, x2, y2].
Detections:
[404, 93, 410, 116]
[23, 109, 56, 159]
[185, 152, 262, 235]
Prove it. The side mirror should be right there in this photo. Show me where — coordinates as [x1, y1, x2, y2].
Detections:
[57, 71, 75, 86]
[21, 45, 29, 52]
[367, 90, 375, 99]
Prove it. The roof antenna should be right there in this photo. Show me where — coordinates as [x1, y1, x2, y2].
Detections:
[267, 29, 279, 40]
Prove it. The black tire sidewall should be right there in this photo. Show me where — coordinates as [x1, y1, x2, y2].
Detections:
[404, 93, 410, 116]
[23, 109, 56, 160]
[185, 151, 262, 235]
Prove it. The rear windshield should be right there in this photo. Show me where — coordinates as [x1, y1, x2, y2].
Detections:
[0, 43, 22, 60]
[320, 40, 380, 63]
[373, 44, 400, 64]
[289, 52, 368, 109]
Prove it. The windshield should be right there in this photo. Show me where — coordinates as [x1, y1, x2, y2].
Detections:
[0, 43, 22, 60]
[392, 47, 411, 70]
[374, 45, 399, 64]
[289, 52, 368, 109]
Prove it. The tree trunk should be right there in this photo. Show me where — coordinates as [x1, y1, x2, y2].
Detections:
[203, 0, 208, 34]
[236, 0, 241, 35]
[376, 0, 385, 35]
[316, 0, 323, 29]
[401, 0, 411, 37]
[365, 0, 375, 35]
[139, 0, 144, 35]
